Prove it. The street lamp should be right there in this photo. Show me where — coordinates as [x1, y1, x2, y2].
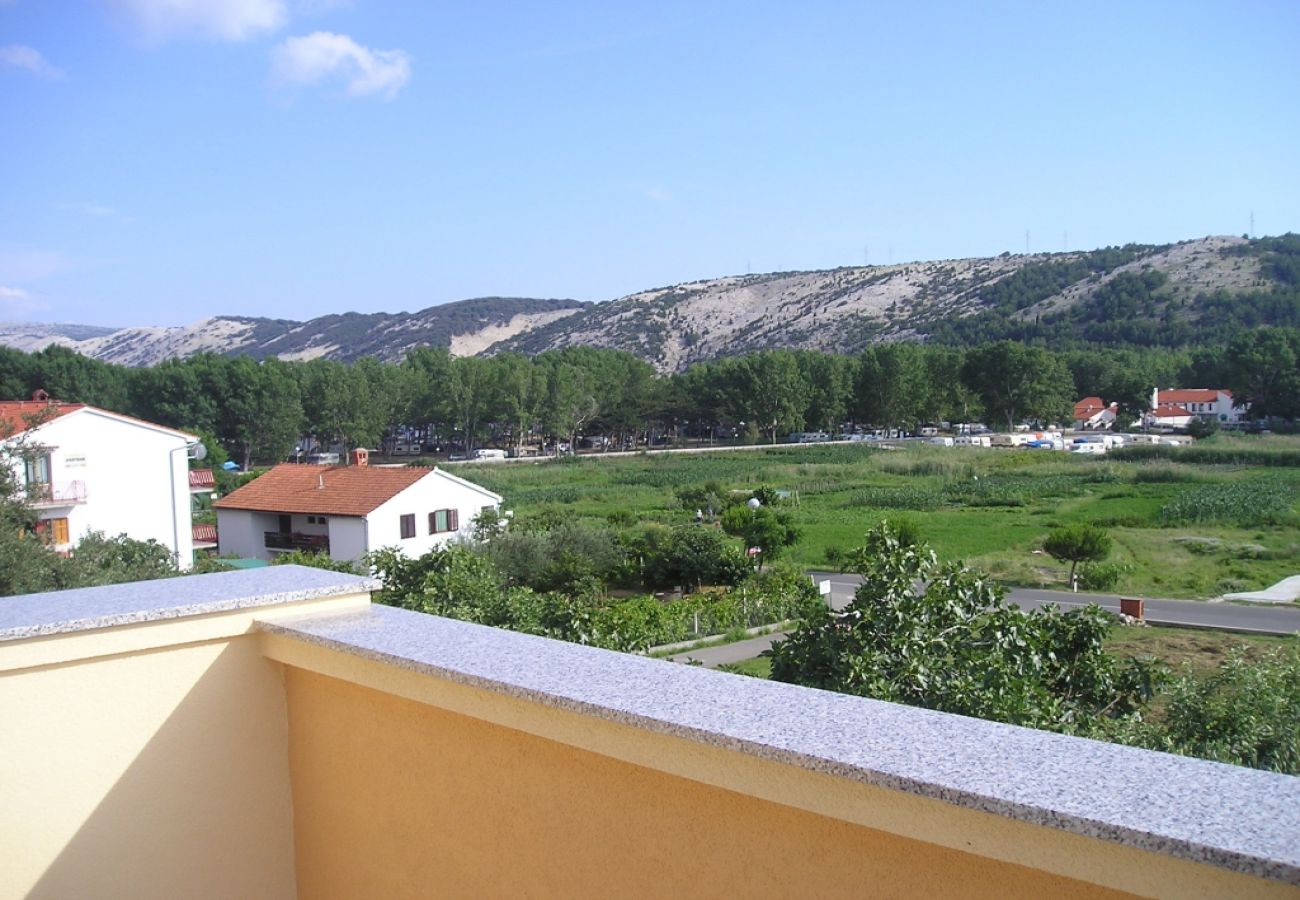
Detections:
[169, 440, 206, 568]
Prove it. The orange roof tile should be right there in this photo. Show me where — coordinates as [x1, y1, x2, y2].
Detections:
[0, 400, 195, 440]
[0, 401, 84, 437]
[214, 463, 434, 517]
[189, 468, 216, 490]
[1074, 397, 1105, 417]
[1159, 389, 1227, 403]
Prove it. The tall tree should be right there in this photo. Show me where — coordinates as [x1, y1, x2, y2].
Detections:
[737, 350, 809, 443]
[542, 360, 598, 450]
[795, 351, 854, 433]
[492, 352, 546, 450]
[1223, 327, 1300, 420]
[960, 342, 1073, 430]
[856, 344, 930, 430]
[445, 355, 496, 453]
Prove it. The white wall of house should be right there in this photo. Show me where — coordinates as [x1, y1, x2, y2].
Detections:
[6, 410, 196, 568]
[327, 517, 367, 563]
[365, 471, 500, 559]
[215, 509, 278, 560]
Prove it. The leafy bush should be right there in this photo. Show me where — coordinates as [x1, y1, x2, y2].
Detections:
[1142, 646, 1300, 774]
[268, 548, 359, 573]
[769, 523, 1163, 733]
[1077, 561, 1127, 591]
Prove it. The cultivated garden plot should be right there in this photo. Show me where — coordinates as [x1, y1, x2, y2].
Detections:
[460, 437, 1300, 601]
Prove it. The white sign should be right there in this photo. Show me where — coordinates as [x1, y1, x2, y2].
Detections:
[818, 579, 832, 596]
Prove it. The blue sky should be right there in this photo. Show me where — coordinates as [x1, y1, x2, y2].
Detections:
[1, 1, 1297, 328]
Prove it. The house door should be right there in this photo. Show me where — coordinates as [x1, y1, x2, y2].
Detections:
[278, 514, 292, 534]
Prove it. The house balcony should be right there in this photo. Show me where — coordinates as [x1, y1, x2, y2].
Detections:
[1, 567, 1296, 899]
[264, 531, 329, 554]
[24, 479, 87, 508]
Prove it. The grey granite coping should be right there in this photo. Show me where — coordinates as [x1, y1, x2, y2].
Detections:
[0, 565, 378, 642]
[261, 604, 1300, 886]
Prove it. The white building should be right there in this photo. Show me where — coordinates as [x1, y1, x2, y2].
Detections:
[1073, 397, 1118, 430]
[214, 461, 503, 564]
[1, 396, 199, 568]
[1149, 389, 1246, 426]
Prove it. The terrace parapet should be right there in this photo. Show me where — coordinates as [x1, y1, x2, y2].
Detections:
[2, 567, 1297, 899]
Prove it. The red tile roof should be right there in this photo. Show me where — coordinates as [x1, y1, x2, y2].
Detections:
[0, 401, 84, 436]
[1159, 389, 1227, 403]
[189, 468, 216, 490]
[1152, 404, 1193, 419]
[192, 523, 218, 544]
[1074, 397, 1105, 418]
[214, 463, 434, 516]
[0, 400, 195, 440]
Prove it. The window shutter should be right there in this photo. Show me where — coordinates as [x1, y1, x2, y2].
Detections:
[428, 512, 436, 534]
[450, 509, 459, 531]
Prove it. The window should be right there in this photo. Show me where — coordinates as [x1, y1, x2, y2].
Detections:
[306, 515, 328, 526]
[24, 453, 51, 488]
[399, 514, 416, 539]
[428, 508, 459, 534]
[36, 517, 69, 545]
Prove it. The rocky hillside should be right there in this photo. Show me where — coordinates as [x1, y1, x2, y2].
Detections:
[1, 297, 587, 367]
[497, 236, 1295, 369]
[0, 321, 117, 353]
[4, 234, 1296, 370]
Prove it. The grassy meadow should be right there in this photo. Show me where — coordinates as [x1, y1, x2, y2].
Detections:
[455, 436, 1300, 601]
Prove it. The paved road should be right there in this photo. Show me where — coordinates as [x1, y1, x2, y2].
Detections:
[669, 574, 1300, 668]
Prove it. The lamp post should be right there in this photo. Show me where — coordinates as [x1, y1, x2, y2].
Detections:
[169, 440, 206, 569]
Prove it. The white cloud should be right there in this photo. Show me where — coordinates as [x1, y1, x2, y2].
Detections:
[0, 285, 47, 316]
[110, 0, 288, 43]
[271, 31, 410, 99]
[0, 44, 66, 80]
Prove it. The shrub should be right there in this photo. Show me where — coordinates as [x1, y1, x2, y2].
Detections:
[1077, 561, 1127, 591]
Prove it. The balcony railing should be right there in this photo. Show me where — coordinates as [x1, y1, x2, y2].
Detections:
[264, 531, 329, 553]
[24, 480, 87, 508]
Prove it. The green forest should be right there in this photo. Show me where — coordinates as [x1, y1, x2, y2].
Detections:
[1, 327, 1298, 472]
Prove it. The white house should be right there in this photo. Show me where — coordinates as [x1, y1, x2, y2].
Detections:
[1, 395, 199, 568]
[213, 461, 503, 564]
[1073, 397, 1117, 430]
[1149, 389, 1246, 426]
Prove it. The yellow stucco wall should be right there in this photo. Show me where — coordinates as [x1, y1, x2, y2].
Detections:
[285, 667, 1141, 900]
[0, 635, 297, 900]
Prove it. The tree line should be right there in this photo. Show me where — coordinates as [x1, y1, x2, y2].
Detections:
[1, 329, 1296, 467]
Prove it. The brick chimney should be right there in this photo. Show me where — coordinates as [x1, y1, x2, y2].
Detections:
[351, 448, 369, 467]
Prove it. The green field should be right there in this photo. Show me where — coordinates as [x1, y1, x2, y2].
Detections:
[457, 438, 1300, 601]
